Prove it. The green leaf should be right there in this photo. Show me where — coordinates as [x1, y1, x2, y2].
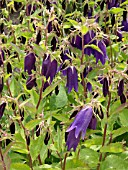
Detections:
[112, 126, 128, 139]
[119, 109, 128, 126]
[30, 89, 39, 107]
[79, 148, 99, 169]
[83, 136, 102, 147]
[30, 135, 44, 162]
[109, 7, 124, 14]
[33, 43, 46, 56]
[10, 163, 30, 170]
[100, 143, 124, 153]
[10, 43, 24, 57]
[25, 119, 42, 131]
[67, 19, 80, 29]
[81, 25, 88, 35]
[10, 76, 20, 97]
[55, 85, 68, 108]
[100, 155, 128, 170]
[43, 80, 61, 98]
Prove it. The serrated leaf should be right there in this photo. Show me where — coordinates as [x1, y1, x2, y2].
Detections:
[30, 135, 44, 162]
[25, 119, 42, 131]
[10, 163, 30, 170]
[100, 155, 128, 170]
[55, 85, 68, 108]
[112, 126, 128, 139]
[119, 109, 128, 126]
[100, 143, 124, 153]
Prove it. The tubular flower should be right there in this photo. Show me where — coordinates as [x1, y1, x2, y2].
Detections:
[93, 40, 108, 65]
[0, 102, 6, 119]
[42, 54, 57, 83]
[24, 53, 36, 75]
[26, 76, 37, 90]
[66, 66, 78, 93]
[66, 106, 94, 151]
[103, 77, 109, 97]
[118, 79, 124, 96]
[0, 49, 4, 66]
[0, 77, 4, 93]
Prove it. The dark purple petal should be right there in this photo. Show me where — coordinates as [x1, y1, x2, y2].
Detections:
[71, 35, 82, 50]
[48, 21, 52, 33]
[0, 77, 4, 93]
[51, 37, 57, 51]
[0, 49, 4, 66]
[120, 93, 126, 104]
[60, 49, 71, 62]
[83, 66, 92, 78]
[66, 66, 78, 93]
[118, 79, 124, 96]
[98, 76, 104, 84]
[24, 53, 36, 75]
[26, 76, 37, 90]
[103, 77, 109, 97]
[66, 129, 81, 151]
[0, 102, 6, 119]
[93, 41, 108, 65]
[49, 59, 57, 82]
[7, 62, 12, 74]
[26, 4, 36, 16]
[121, 20, 128, 32]
[42, 55, 51, 76]
[36, 30, 41, 45]
[88, 116, 97, 130]
[73, 67, 78, 92]
[66, 67, 73, 93]
[117, 30, 122, 41]
[87, 82, 92, 92]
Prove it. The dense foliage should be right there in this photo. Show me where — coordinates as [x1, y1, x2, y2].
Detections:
[0, 0, 128, 170]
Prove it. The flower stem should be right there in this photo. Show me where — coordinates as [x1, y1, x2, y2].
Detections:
[62, 153, 68, 170]
[0, 147, 6, 170]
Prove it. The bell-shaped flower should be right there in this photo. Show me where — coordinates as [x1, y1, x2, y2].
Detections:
[66, 66, 78, 93]
[0, 77, 4, 93]
[0, 49, 4, 66]
[26, 4, 36, 16]
[24, 53, 36, 75]
[118, 79, 124, 96]
[87, 82, 92, 92]
[26, 76, 37, 90]
[66, 106, 94, 151]
[120, 93, 126, 104]
[88, 115, 97, 130]
[42, 54, 57, 83]
[93, 41, 108, 65]
[0, 102, 6, 119]
[103, 77, 109, 97]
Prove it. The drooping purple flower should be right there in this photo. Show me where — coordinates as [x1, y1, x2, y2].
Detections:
[108, 0, 119, 9]
[121, 20, 128, 32]
[117, 30, 122, 41]
[71, 35, 82, 50]
[48, 21, 52, 33]
[66, 106, 93, 151]
[26, 76, 37, 90]
[0, 102, 6, 119]
[103, 77, 109, 97]
[42, 55, 57, 83]
[98, 76, 104, 84]
[87, 82, 92, 92]
[118, 79, 124, 96]
[83, 66, 92, 78]
[51, 37, 57, 51]
[93, 41, 108, 65]
[36, 30, 41, 45]
[0, 77, 4, 93]
[24, 53, 36, 75]
[0, 49, 4, 66]
[60, 49, 71, 62]
[66, 66, 78, 93]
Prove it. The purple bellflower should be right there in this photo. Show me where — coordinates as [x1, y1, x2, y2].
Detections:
[24, 53, 36, 75]
[103, 77, 109, 97]
[0, 102, 6, 119]
[118, 79, 124, 96]
[66, 106, 95, 151]
[26, 76, 37, 90]
[0, 77, 4, 93]
[66, 66, 78, 93]
[42, 54, 57, 83]
[93, 40, 108, 65]
[0, 49, 4, 66]
[87, 82, 92, 92]
[120, 93, 126, 104]
[26, 4, 36, 16]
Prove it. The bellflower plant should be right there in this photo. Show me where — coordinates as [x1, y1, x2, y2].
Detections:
[66, 106, 95, 151]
